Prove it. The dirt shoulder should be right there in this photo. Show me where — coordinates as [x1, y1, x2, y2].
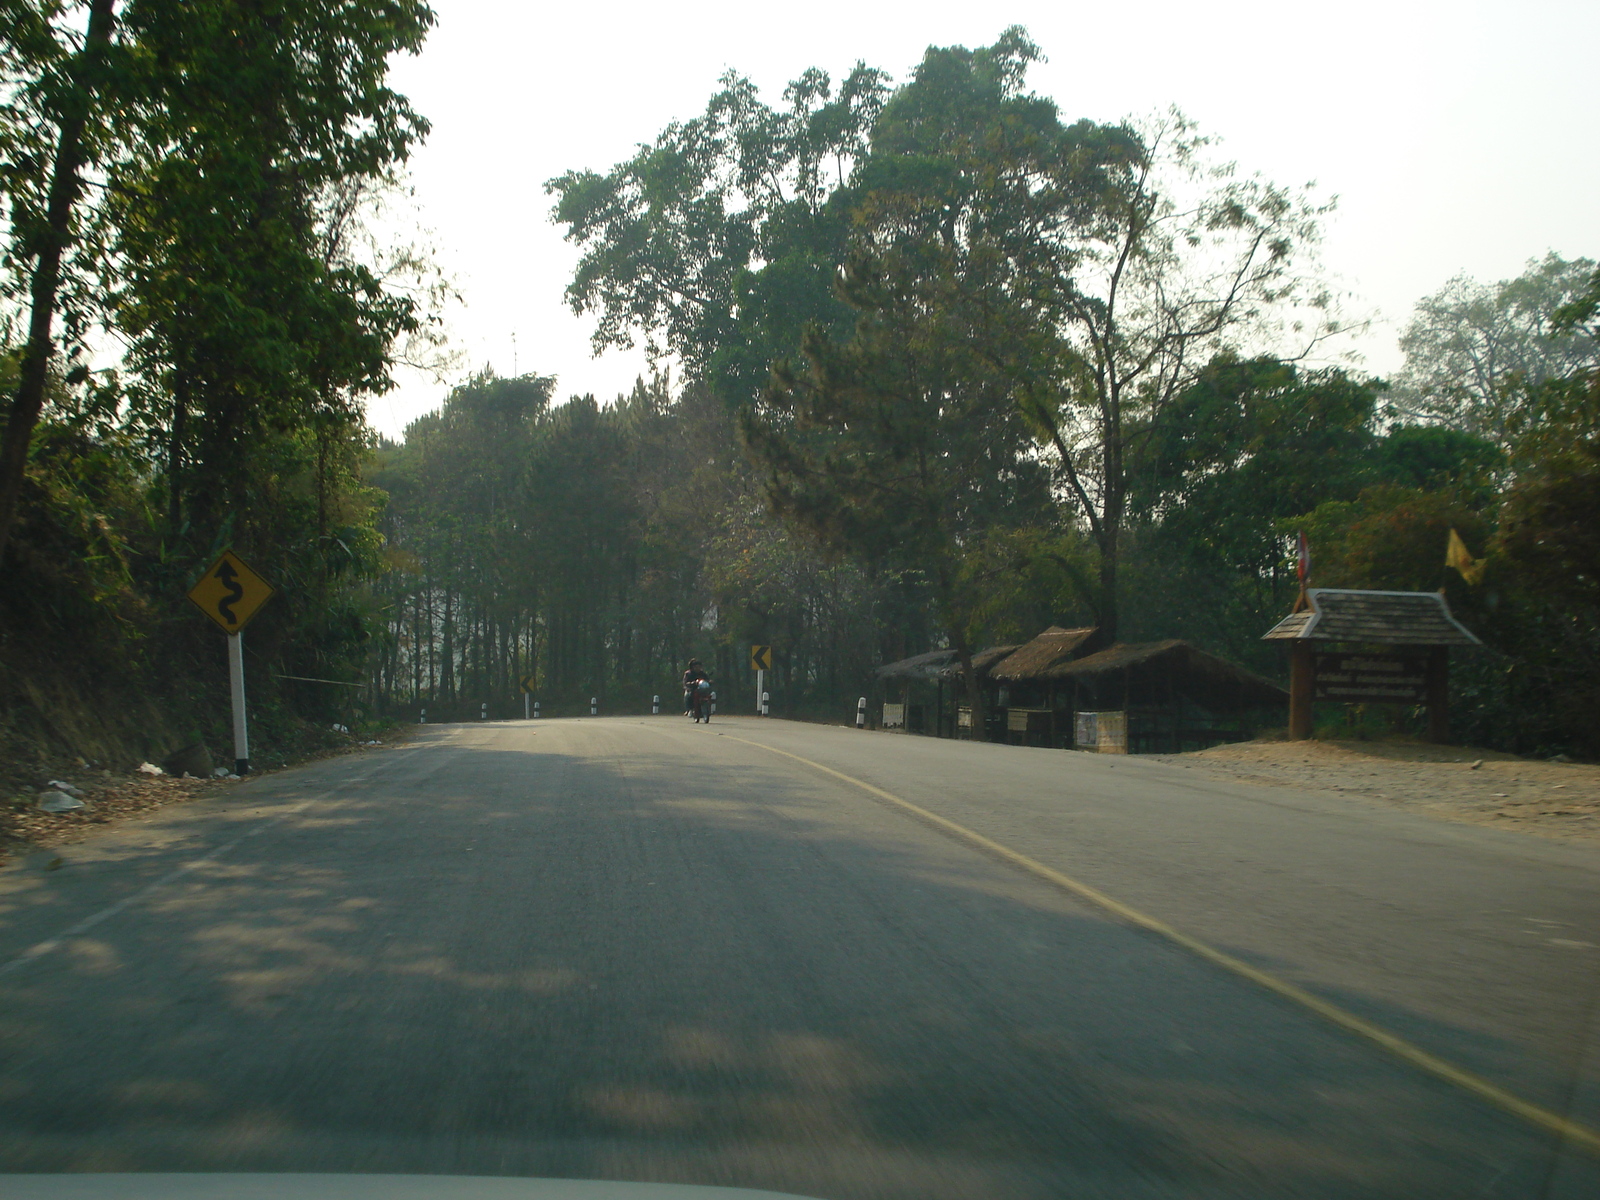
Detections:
[1151, 738, 1600, 844]
[0, 727, 417, 867]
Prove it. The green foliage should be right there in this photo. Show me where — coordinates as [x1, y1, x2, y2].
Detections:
[1370, 425, 1503, 501]
[741, 258, 1054, 660]
[1130, 359, 1385, 576]
[1295, 486, 1490, 593]
[1497, 440, 1600, 614]
[373, 371, 902, 717]
[547, 59, 888, 402]
[0, 0, 437, 768]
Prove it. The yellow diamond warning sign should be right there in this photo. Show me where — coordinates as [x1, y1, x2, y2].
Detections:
[188, 550, 276, 634]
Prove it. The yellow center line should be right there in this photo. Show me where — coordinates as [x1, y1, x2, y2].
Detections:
[723, 731, 1600, 1158]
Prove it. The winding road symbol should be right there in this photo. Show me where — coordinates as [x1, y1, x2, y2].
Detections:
[213, 560, 245, 624]
[187, 550, 275, 633]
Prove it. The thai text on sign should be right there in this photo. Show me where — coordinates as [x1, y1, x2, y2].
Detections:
[1312, 653, 1429, 704]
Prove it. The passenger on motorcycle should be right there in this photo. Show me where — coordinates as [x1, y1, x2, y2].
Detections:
[681, 659, 708, 716]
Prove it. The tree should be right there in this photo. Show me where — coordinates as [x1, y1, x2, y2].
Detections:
[759, 34, 1333, 641]
[740, 247, 1055, 722]
[0, 0, 120, 563]
[994, 107, 1333, 639]
[1391, 253, 1599, 443]
[106, 0, 433, 543]
[547, 61, 889, 405]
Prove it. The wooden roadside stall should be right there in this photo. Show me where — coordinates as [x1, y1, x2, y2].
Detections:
[873, 648, 961, 734]
[1261, 588, 1481, 742]
[1048, 640, 1288, 754]
[987, 626, 1103, 746]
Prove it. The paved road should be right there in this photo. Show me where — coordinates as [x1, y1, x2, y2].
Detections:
[1, 717, 1597, 1198]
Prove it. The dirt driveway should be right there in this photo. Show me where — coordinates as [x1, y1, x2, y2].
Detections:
[1153, 738, 1600, 844]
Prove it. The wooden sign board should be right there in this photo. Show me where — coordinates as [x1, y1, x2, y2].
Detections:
[1313, 652, 1429, 704]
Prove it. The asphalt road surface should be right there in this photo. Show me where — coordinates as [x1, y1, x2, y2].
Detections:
[2, 716, 1598, 1199]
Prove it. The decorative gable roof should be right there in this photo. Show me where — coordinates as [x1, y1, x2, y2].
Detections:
[1262, 589, 1480, 646]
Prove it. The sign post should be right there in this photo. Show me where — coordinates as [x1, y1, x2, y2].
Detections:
[187, 550, 276, 775]
[227, 633, 249, 774]
[750, 644, 772, 715]
[520, 673, 535, 720]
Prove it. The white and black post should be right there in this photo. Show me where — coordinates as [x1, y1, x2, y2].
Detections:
[227, 633, 250, 774]
[761, 690, 770, 717]
[855, 696, 866, 729]
[652, 695, 660, 715]
[590, 696, 598, 716]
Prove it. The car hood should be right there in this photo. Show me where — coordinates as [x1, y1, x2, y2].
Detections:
[0, 1176, 819, 1200]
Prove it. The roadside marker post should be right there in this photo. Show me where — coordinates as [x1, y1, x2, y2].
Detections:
[419, 707, 427, 725]
[590, 696, 598, 716]
[653, 695, 660, 715]
[750, 645, 773, 715]
[187, 550, 276, 775]
[480, 702, 488, 721]
[533, 701, 540, 718]
[856, 697, 866, 728]
[226, 635, 249, 775]
[761, 690, 770, 717]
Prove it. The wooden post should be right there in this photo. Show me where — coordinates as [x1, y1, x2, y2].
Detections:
[1289, 642, 1314, 740]
[1426, 646, 1450, 744]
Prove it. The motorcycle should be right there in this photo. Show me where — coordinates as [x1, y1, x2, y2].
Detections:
[691, 679, 714, 723]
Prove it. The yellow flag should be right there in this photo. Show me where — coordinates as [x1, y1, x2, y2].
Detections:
[1446, 528, 1484, 585]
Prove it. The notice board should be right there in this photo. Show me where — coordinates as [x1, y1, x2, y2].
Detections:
[1313, 652, 1429, 704]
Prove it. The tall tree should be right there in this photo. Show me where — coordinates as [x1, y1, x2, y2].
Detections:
[973, 103, 1330, 639]
[1391, 252, 1599, 443]
[106, 0, 433, 543]
[0, 0, 120, 563]
[547, 59, 890, 404]
[741, 250, 1054, 721]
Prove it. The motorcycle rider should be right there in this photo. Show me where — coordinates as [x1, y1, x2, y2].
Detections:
[681, 658, 708, 716]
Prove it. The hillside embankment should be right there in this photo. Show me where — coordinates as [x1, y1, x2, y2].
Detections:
[1155, 738, 1600, 843]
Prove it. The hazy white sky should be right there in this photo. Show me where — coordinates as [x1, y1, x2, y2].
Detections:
[372, 0, 1598, 438]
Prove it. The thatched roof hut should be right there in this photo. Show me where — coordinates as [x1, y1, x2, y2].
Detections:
[1048, 639, 1288, 709]
[935, 643, 1023, 683]
[991, 626, 1101, 681]
[875, 648, 960, 683]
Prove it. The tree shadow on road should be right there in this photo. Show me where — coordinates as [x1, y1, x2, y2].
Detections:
[0, 735, 1594, 1200]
